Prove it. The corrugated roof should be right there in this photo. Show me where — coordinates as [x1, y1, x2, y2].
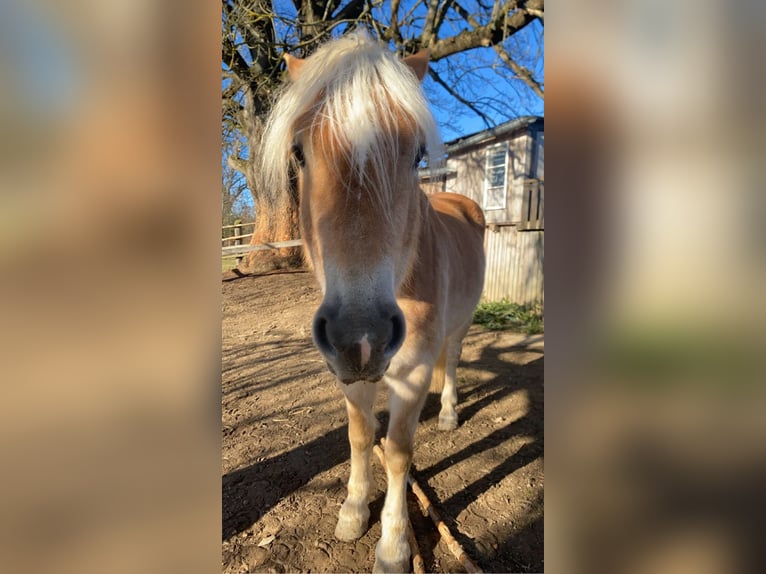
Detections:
[417, 116, 543, 179]
[444, 115, 543, 156]
[418, 166, 457, 180]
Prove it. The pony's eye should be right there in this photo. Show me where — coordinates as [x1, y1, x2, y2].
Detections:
[292, 144, 305, 167]
[414, 144, 426, 168]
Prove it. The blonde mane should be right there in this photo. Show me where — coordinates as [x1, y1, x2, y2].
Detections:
[259, 33, 444, 214]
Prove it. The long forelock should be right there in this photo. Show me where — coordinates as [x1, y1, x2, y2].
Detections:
[260, 33, 444, 217]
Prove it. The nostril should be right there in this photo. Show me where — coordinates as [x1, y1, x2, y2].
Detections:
[312, 315, 337, 358]
[384, 311, 406, 356]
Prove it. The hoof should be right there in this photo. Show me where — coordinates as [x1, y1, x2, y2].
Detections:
[373, 556, 411, 574]
[438, 414, 458, 431]
[334, 511, 368, 541]
[374, 540, 410, 573]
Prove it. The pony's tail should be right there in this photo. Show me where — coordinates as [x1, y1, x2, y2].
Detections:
[430, 344, 447, 394]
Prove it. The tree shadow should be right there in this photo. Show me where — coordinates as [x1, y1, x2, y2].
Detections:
[222, 267, 310, 282]
[412, 334, 544, 572]
[222, 327, 544, 571]
[222, 423, 349, 541]
[222, 337, 327, 402]
[419, 331, 543, 420]
[493, 504, 544, 572]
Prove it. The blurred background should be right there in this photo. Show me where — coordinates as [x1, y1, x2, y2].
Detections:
[0, 1, 221, 573]
[0, 0, 764, 573]
[546, 1, 766, 572]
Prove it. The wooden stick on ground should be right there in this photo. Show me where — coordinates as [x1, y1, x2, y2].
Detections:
[373, 444, 425, 574]
[376, 439, 483, 574]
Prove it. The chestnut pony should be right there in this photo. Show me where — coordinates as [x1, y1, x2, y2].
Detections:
[260, 33, 485, 572]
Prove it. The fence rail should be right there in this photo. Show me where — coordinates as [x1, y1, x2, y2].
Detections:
[221, 221, 255, 231]
[221, 222, 541, 306]
[222, 232, 254, 244]
[222, 221, 303, 262]
[222, 239, 302, 259]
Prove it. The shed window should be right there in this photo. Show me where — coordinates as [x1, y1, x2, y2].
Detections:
[482, 142, 508, 210]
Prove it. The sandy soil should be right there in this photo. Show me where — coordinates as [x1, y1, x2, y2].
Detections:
[222, 270, 543, 573]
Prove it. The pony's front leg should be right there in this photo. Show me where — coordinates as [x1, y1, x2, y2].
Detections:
[335, 381, 377, 541]
[374, 367, 430, 574]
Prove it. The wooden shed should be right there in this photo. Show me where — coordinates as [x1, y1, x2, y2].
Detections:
[421, 116, 544, 305]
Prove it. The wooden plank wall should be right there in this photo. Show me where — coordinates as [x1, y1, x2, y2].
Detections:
[441, 127, 544, 305]
[483, 226, 544, 306]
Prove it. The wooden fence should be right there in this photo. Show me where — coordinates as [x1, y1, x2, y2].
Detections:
[221, 220, 254, 252]
[483, 224, 543, 306]
[221, 221, 541, 307]
[222, 221, 302, 265]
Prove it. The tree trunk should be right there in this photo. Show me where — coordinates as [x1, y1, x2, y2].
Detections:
[237, 192, 302, 273]
[233, 90, 304, 273]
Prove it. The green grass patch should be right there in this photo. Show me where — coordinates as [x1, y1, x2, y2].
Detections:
[473, 300, 544, 334]
[598, 325, 762, 389]
[222, 258, 239, 273]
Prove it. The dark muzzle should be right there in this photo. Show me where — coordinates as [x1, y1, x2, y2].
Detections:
[312, 302, 405, 383]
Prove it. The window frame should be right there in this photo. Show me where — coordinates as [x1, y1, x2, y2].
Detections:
[482, 142, 509, 211]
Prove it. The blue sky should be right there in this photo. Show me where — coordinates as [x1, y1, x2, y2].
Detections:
[224, 1, 543, 140]
[429, 55, 545, 142]
[223, 2, 543, 211]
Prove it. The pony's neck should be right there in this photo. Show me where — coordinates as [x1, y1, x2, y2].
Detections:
[397, 186, 432, 295]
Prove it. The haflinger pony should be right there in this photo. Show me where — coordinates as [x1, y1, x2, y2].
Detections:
[260, 33, 486, 573]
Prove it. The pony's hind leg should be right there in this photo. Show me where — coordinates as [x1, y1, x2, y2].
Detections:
[438, 325, 470, 431]
[335, 381, 377, 541]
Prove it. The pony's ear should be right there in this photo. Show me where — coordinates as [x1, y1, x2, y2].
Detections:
[403, 49, 430, 82]
[283, 53, 306, 81]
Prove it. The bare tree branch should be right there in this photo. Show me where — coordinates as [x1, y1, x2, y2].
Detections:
[334, 0, 368, 22]
[421, 0, 442, 47]
[432, 0, 454, 37]
[220, 0, 544, 240]
[445, 0, 543, 97]
[222, 37, 254, 84]
[387, 0, 403, 44]
[493, 44, 544, 98]
[431, 0, 543, 60]
[428, 68, 494, 128]
[227, 156, 249, 175]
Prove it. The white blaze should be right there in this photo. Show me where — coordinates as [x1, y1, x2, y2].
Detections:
[359, 334, 371, 369]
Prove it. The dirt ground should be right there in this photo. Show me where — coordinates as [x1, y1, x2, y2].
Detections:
[222, 270, 543, 573]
